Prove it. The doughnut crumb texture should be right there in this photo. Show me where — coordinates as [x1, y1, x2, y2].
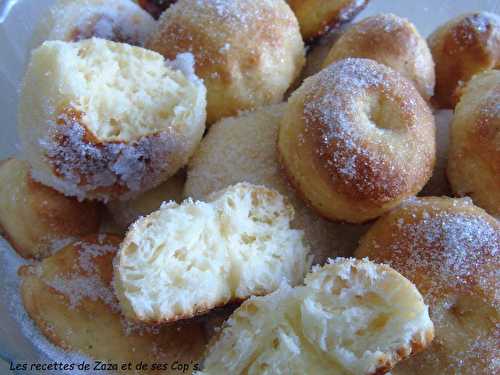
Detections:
[114, 183, 311, 323]
[18, 234, 207, 371]
[356, 197, 500, 374]
[33, 0, 156, 47]
[18, 39, 206, 202]
[147, 0, 305, 124]
[198, 258, 434, 375]
[278, 58, 436, 223]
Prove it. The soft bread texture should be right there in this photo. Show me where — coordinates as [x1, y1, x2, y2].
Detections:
[0, 158, 101, 259]
[114, 183, 311, 323]
[447, 70, 500, 217]
[107, 170, 186, 230]
[185, 105, 369, 263]
[18, 39, 206, 202]
[198, 258, 434, 375]
[323, 14, 435, 101]
[278, 58, 436, 223]
[428, 12, 500, 109]
[286, 0, 369, 41]
[32, 0, 155, 48]
[147, 0, 305, 124]
[355, 197, 500, 375]
[19, 234, 206, 374]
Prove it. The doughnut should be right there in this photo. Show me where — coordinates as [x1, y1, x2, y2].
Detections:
[0, 158, 101, 259]
[18, 39, 206, 202]
[278, 58, 436, 223]
[447, 70, 500, 217]
[286, 0, 369, 41]
[114, 183, 310, 323]
[146, 0, 305, 124]
[107, 170, 186, 230]
[428, 12, 500, 108]
[323, 14, 435, 101]
[355, 197, 500, 374]
[200, 258, 434, 374]
[19, 234, 207, 372]
[185, 104, 369, 263]
[33, 0, 156, 48]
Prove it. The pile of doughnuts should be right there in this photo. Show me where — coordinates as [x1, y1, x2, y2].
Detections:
[0, 0, 498, 373]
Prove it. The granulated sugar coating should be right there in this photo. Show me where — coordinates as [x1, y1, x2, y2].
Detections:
[14, 234, 207, 373]
[356, 197, 500, 374]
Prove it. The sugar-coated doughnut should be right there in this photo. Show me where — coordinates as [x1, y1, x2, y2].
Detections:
[185, 104, 369, 263]
[19, 234, 206, 372]
[33, 0, 155, 48]
[0, 158, 101, 259]
[323, 14, 435, 101]
[355, 197, 500, 375]
[114, 183, 310, 323]
[147, 0, 305, 124]
[278, 58, 436, 223]
[199, 258, 434, 375]
[18, 39, 206, 202]
[428, 12, 500, 108]
[447, 70, 500, 217]
[107, 170, 186, 230]
[286, 0, 369, 41]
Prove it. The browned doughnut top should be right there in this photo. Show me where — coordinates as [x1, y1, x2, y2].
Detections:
[302, 58, 433, 205]
[356, 197, 499, 374]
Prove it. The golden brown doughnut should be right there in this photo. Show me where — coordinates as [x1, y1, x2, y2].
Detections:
[0, 158, 101, 259]
[447, 70, 500, 217]
[428, 12, 500, 108]
[33, 0, 156, 48]
[278, 58, 436, 223]
[355, 197, 500, 375]
[18, 39, 206, 202]
[323, 14, 435, 101]
[147, 0, 305, 124]
[286, 0, 369, 41]
[19, 234, 207, 373]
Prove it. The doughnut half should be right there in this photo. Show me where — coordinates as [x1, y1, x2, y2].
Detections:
[114, 183, 311, 323]
[278, 58, 436, 223]
[0, 158, 101, 259]
[356, 197, 500, 375]
[198, 258, 434, 375]
[286, 0, 369, 41]
[33, 0, 156, 47]
[18, 39, 206, 202]
[428, 12, 500, 108]
[19, 234, 206, 372]
[147, 0, 305, 124]
[447, 70, 500, 217]
[323, 14, 435, 101]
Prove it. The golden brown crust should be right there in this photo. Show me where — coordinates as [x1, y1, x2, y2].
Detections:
[323, 13, 435, 101]
[355, 197, 500, 374]
[287, 0, 369, 41]
[278, 58, 435, 223]
[147, 0, 305, 124]
[0, 158, 102, 259]
[447, 70, 500, 216]
[428, 12, 500, 108]
[19, 234, 207, 373]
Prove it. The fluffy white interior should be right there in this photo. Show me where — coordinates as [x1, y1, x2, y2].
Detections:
[41, 38, 203, 141]
[200, 258, 433, 375]
[115, 183, 310, 321]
